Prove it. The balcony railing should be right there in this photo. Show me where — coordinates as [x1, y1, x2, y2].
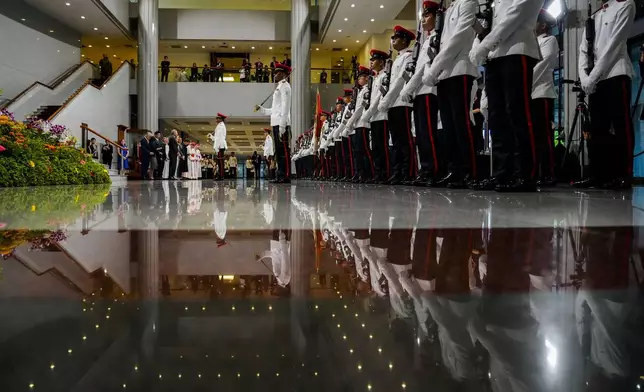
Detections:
[155, 66, 357, 84]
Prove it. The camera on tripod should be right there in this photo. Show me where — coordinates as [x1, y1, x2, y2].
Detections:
[563, 79, 584, 94]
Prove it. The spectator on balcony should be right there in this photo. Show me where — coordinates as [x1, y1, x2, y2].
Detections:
[263, 65, 270, 82]
[214, 58, 225, 82]
[283, 54, 292, 67]
[240, 59, 250, 83]
[255, 58, 264, 82]
[270, 56, 277, 82]
[203, 64, 211, 82]
[320, 69, 328, 84]
[160, 56, 170, 82]
[191, 63, 199, 81]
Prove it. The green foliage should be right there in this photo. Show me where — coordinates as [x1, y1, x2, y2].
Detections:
[0, 116, 111, 187]
[0, 184, 110, 229]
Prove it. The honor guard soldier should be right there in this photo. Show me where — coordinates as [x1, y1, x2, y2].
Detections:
[574, 0, 635, 189]
[360, 49, 391, 184]
[318, 111, 331, 179]
[262, 127, 275, 180]
[209, 113, 228, 181]
[293, 133, 304, 178]
[422, 0, 480, 189]
[256, 62, 292, 183]
[331, 97, 345, 180]
[532, 10, 559, 187]
[344, 66, 376, 183]
[401, 1, 441, 186]
[378, 26, 417, 185]
[469, 0, 543, 192]
[333, 88, 357, 181]
[323, 108, 337, 180]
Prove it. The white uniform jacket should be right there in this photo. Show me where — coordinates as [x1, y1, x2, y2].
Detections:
[259, 80, 292, 130]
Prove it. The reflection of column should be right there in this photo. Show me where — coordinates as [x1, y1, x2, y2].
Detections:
[290, 0, 311, 148]
[138, 229, 159, 297]
[135, 227, 159, 385]
[138, 0, 159, 131]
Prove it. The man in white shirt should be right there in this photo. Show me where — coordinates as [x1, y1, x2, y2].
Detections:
[423, 0, 480, 189]
[262, 127, 275, 180]
[401, 1, 441, 186]
[343, 66, 376, 182]
[469, 0, 543, 192]
[574, 0, 636, 189]
[256, 63, 292, 183]
[360, 49, 392, 183]
[532, 10, 559, 187]
[378, 26, 417, 185]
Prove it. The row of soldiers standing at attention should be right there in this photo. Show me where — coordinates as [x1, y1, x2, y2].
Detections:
[292, 0, 635, 191]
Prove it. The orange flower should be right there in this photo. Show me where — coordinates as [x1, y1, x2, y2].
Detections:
[80, 160, 86, 165]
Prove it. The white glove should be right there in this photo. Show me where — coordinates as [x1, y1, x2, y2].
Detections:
[422, 72, 437, 87]
[469, 44, 490, 67]
[581, 74, 598, 95]
[400, 86, 415, 103]
[378, 97, 391, 113]
[279, 125, 287, 136]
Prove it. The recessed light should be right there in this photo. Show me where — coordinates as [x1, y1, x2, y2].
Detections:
[88, 45, 92, 47]
[269, 46, 273, 49]
[251, 46, 255, 49]
[363, 30, 367, 33]
[345, 48, 348, 51]
[338, 29, 342, 32]
[356, 40, 360, 43]
[81, 16, 85, 19]
[184, 45, 188, 48]
[315, 48, 319, 51]
[93, 27, 98, 30]
[232, 46, 236, 49]
[106, 45, 110, 47]
[82, 54, 85, 57]
[65, 2, 70, 5]
[113, 54, 116, 57]
[333, 39, 336, 42]
[201, 45, 205, 48]
[21, 18, 25, 21]
[104, 37, 108, 40]
[344, 18, 348, 21]
[380, 5, 384, 8]
[371, 18, 375, 22]
[351, 3, 355, 7]
[49, 30, 54, 33]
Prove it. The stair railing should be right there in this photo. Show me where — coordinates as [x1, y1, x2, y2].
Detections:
[80, 123, 128, 159]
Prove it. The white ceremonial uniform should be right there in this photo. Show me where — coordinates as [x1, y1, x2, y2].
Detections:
[401, 31, 438, 99]
[259, 79, 292, 133]
[425, 0, 480, 83]
[360, 72, 388, 123]
[263, 134, 274, 157]
[212, 122, 227, 151]
[478, 0, 542, 61]
[213, 208, 227, 241]
[344, 87, 370, 132]
[379, 48, 414, 111]
[162, 144, 170, 178]
[579, 0, 635, 87]
[195, 148, 202, 178]
[532, 34, 559, 99]
[333, 105, 352, 138]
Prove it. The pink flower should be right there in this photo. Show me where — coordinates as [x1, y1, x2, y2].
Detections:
[0, 223, 6, 228]
[80, 160, 86, 165]
[0, 145, 6, 153]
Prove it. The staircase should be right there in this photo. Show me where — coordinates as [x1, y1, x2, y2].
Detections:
[31, 105, 62, 121]
[104, 164, 127, 185]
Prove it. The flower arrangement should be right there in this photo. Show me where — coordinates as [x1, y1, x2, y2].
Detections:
[0, 229, 67, 262]
[0, 110, 110, 186]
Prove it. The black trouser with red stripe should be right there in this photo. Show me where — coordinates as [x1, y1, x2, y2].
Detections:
[486, 55, 537, 183]
[531, 98, 556, 179]
[326, 147, 335, 178]
[588, 75, 634, 183]
[388, 106, 416, 179]
[334, 142, 344, 178]
[217, 149, 226, 179]
[352, 128, 375, 179]
[370, 120, 390, 180]
[413, 93, 441, 178]
[438, 75, 477, 181]
[342, 137, 354, 178]
[272, 126, 291, 180]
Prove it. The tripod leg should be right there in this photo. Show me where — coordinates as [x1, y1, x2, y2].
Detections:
[562, 109, 579, 169]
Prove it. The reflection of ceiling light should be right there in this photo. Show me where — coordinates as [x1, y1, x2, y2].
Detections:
[93, 27, 98, 30]
[113, 55, 116, 57]
[345, 48, 348, 51]
[81, 16, 85, 19]
[356, 40, 359, 43]
[49, 30, 54, 33]
[21, 18, 25, 21]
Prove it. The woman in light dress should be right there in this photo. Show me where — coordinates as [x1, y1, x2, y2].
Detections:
[162, 137, 170, 179]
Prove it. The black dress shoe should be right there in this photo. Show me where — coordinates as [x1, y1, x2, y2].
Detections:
[447, 180, 467, 189]
[537, 177, 557, 187]
[425, 177, 436, 187]
[434, 172, 455, 187]
[401, 176, 414, 185]
[571, 178, 597, 189]
[388, 175, 403, 185]
[412, 173, 428, 186]
[470, 177, 498, 191]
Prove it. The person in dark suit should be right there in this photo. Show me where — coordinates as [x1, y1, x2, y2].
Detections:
[252, 151, 262, 180]
[153, 131, 166, 179]
[139, 131, 154, 180]
[168, 129, 179, 179]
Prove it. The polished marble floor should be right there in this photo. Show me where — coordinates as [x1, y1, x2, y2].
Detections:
[0, 180, 643, 391]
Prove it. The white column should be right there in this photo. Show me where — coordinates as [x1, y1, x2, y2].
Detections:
[291, 0, 311, 148]
[138, 0, 159, 131]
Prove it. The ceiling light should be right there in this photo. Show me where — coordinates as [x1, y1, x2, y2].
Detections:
[21, 18, 25, 21]
[344, 18, 348, 21]
[106, 45, 110, 47]
[201, 45, 205, 48]
[81, 16, 85, 19]
[351, 3, 355, 7]
[232, 46, 236, 49]
[371, 18, 375, 22]
[338, 29, 342, 32]
[49, 30, 54, 33]
[315, 48, 319, 51]
[333, 39, 336, 42]
[65, 2, 70, 5]
[345, 48, 348, 51]
[88, 45, 92, 47]
[269, 46, 273, 49]
[104, 37, 108, 40]
[363, 30, 367, 33]
[93, 27, 98, 30]
[184, 45, 188, 48]
[113, 54, 116, 57]
[356, 40, 360, 43]
[380, 5, 384, 8]
[251, 46, 255, 49]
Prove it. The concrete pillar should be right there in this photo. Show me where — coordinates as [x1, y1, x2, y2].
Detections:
[137, 0, 159, 131]
[291, 0, 312, 147]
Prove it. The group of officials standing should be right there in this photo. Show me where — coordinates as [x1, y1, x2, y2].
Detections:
[289, 0, 635, 192]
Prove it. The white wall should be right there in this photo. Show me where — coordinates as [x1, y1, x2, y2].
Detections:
[98, 0, 130, 29]
[0, 14, 80, 99]
[52, 62, 131, 144]
[159, 9, 290, 41]
[7, 62, 95, 122]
